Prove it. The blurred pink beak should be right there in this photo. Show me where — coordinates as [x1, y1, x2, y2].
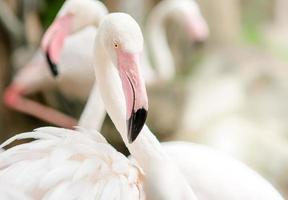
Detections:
[117, 50, 148, 143]
[41, 14, 73, 76]
[185, 14, 209, 42]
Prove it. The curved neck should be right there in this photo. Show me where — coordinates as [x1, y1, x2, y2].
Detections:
[78, 83, 106, 131]
[94, 39, 167, 167]
[146, 5, 175, 81]
[94, 34, 197, 199]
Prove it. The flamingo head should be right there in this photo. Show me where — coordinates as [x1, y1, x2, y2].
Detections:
[41, 0, 108, 77]
[98, 13, 148, 143]
[169, 0, 209, 43]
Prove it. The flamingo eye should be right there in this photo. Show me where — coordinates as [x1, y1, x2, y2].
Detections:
[114, 43, 119, 48]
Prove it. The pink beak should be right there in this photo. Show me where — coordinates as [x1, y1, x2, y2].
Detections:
[41, 14, 73, 76]
[117, 50, 148, 143]
[185, 14, 209, 42]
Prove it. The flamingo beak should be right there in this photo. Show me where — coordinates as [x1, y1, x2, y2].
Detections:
[185, 14, 209, 42]
[41, 14, 73, 77]
[117, 50, 148, 143]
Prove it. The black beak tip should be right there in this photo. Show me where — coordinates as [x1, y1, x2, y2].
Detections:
[127, 108, 148, 143]
[45, 52, 59, 77]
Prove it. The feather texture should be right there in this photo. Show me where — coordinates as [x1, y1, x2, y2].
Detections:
[0, 127, 144, 200]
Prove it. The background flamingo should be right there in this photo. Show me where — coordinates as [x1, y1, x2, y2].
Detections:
[145, 0, 209, 81]
[39, 0, 209, 131]
[3, 0, 209, 135]
[0, 0, 287, 198]
[3, 0, 108, 129]
[0, 13, 283, 199]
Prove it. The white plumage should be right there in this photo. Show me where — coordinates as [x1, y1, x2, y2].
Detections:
[0, 9, 284, 200]
[0, 127, 144, 200]
[0, 182, 33, 200]
[0, 127, 283, 199]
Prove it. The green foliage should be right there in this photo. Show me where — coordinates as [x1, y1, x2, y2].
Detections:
[241, 0, 272, 46]
[242, 22, 265, 46]
[40, 0, 65, 28]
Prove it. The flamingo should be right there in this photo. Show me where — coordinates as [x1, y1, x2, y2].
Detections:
[51, 0, 209, 130]
[0, 181, 33, 200]
[119, 0, 209, 81]
[0, 13, 284, 199]
[42, 0, 208, 87]
[145, 0, 209, 81]
[3, 0, 208, 130]
[3, 0, 108, 129]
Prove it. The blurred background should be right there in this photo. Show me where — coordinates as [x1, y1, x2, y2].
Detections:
[0, 0, 288, 198]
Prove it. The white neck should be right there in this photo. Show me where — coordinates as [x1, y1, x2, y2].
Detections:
[94, 39, 167, 166]
[146, 4, 175, 81]
[78, 83, 106, 131]
[94, 34, 197, 199]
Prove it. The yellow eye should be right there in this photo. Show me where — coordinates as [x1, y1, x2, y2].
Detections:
[114, 43, 118, 48]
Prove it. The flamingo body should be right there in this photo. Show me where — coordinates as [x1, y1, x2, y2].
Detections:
[0, 127, 144, 200]
[162, 142, 283, 199]
[0, 12, 283, 200]
[54, 26, 96, 100]
[0, 128, 283, 199]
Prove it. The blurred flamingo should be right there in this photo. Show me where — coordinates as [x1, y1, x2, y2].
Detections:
[0, 13, 283, 200]
[3, 0, 108, 129]
[145, 0, 209, 81]
[177, 50, 288, 195]
[3, 0, 208, 130]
